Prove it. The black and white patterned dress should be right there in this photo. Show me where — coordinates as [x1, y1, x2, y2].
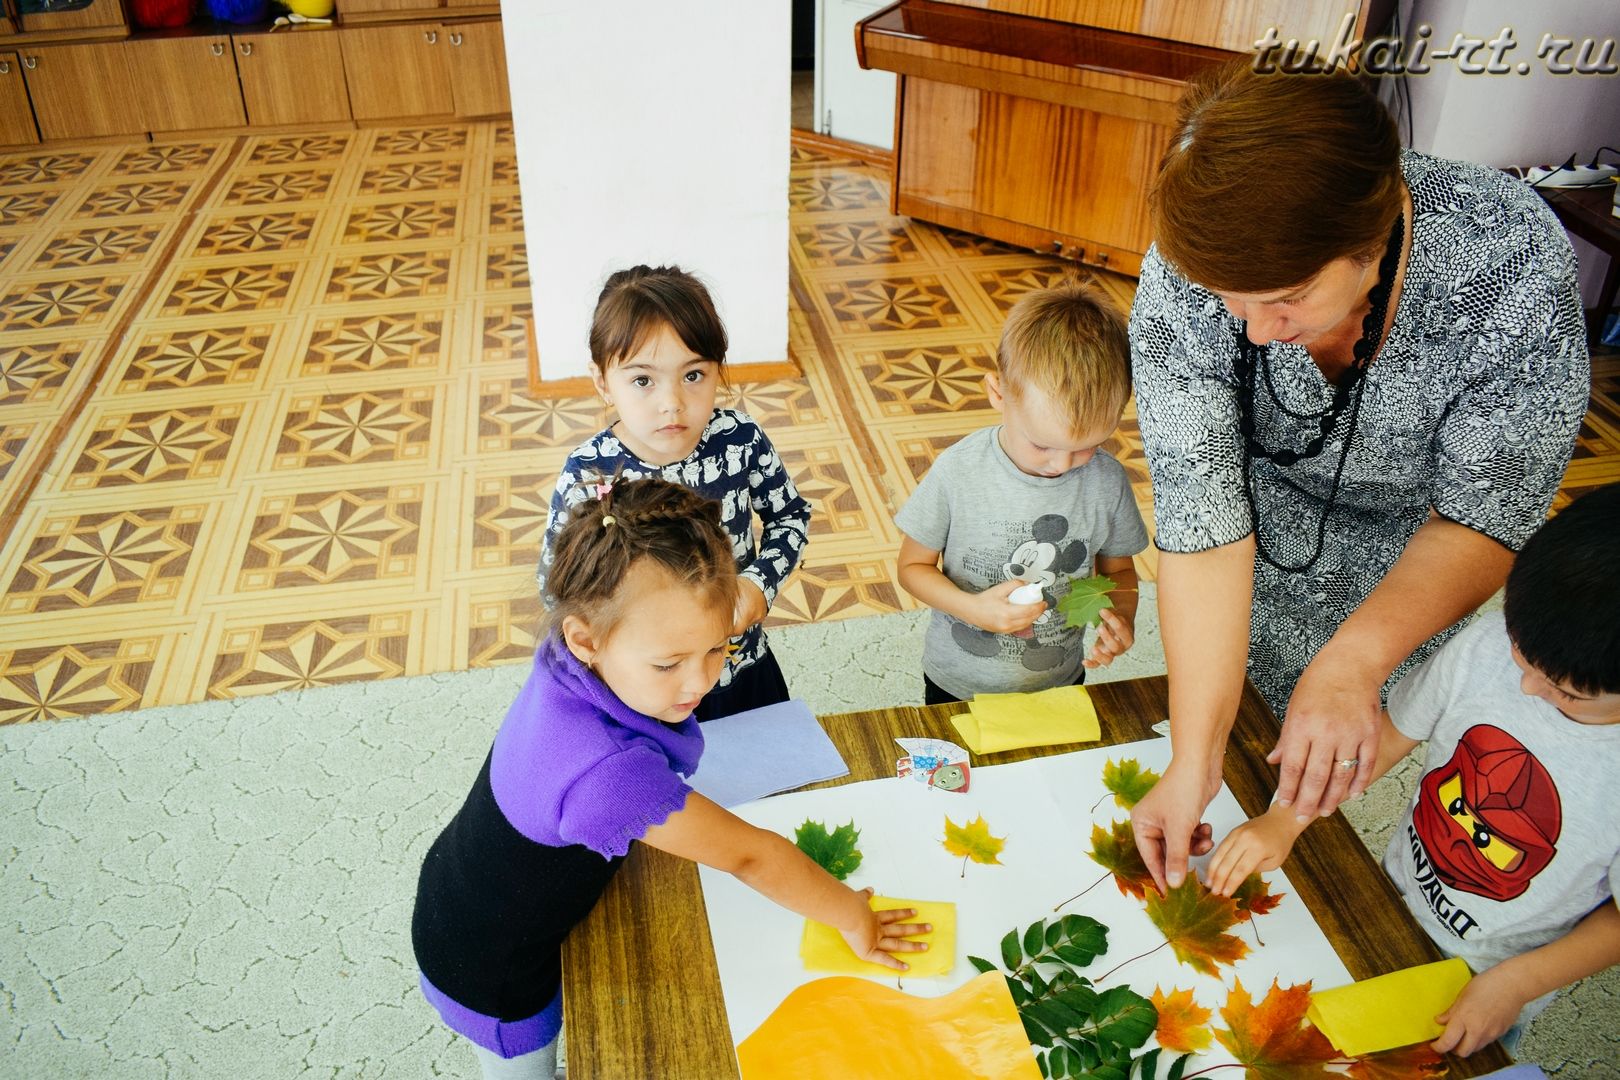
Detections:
[537, 408, 811, 689]
[1130, 149, 1589, 715]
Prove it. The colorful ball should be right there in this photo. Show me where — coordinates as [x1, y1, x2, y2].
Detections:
[206, 0, 270, 22]
[282, 0, 334, 16]
[129, 0, 195, 28]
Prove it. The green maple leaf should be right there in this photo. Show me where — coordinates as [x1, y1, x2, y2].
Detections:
[1087, 820, 1156, 900]
[1101, 757, 1160, 810]
[794, 819, 863, 880]
[1057, 573, 1116, 628]
[1145, 877, 1250, 977]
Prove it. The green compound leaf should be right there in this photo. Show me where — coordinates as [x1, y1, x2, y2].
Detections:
[1057, 573, 1117, 628]
[793, 819, 862, 881]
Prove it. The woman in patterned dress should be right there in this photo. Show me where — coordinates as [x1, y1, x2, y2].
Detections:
[1126, 59, 1589, 891]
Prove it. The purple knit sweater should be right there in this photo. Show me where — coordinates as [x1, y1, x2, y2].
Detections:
[412, 637, 706, 1056]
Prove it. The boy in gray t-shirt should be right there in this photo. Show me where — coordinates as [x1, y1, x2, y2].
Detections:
[895, 283, 1149, 703]
[1209, 484, 1620, 1058]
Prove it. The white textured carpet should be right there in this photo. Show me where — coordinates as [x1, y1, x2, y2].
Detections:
[4, 585, 1617, 1077]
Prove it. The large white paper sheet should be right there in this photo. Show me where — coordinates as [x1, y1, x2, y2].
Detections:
[698, 738, 1353, 1054]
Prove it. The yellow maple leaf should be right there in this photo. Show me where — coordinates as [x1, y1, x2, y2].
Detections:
[1151, 985, 1213, 1053]
[942, 814, 1005, 875]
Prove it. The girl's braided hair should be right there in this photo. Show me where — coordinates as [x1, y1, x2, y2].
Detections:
[545, 476, 738, 643]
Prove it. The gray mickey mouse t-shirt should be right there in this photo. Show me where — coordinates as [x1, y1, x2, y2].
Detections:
[895, 426, 1148, 699]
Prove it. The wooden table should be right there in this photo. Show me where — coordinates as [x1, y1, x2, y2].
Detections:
[561, 676, 1511, 1078]
[1538, 181, 1620, 344]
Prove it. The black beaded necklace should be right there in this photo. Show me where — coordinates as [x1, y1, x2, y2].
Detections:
[1234, 212, 1405, 573]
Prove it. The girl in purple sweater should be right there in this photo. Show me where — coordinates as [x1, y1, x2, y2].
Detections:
[412, 478, 927, 1078]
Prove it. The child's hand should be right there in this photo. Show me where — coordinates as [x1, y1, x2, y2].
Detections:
[731, 578, 768, 636]
[1083, 607, 1135, 668]
[840, 887, 932, 972]
[963, 580, 1046, 634]
[1432, 966, 1524, 1057]
[1206, 809, 1304, 896]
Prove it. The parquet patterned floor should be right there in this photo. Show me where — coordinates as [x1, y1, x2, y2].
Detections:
[0, 124, 1611, 724]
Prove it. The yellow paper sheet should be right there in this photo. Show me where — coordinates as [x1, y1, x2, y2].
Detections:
[736, 972, 1042, 1080]
[1306, 957, 1474, 1057]
[799, 896, 955, 978]
[950, 685, 1101, 754]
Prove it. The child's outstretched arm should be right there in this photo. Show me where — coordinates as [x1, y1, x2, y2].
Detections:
[1208, 710, 1419, 896]
[897, 535, 1045, 634]
[1084, 556, 1139, 668]
[642, 791, 931, 970]
[1434, 899, 1620, 1057]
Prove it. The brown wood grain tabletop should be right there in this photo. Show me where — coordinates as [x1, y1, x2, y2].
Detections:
[561, 676, 1510, 1078]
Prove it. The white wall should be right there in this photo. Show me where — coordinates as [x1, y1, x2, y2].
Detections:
[501, 2, 790, 381]
[815, 0, 896, 149]
[1399, 0, 1620, 308]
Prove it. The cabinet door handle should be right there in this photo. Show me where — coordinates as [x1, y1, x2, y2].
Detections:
[239, 41, 253, 57]
[449, 31, 463, 46]
[23, 56, 37, 70]
[0, 60, 9, 75]
[211, 42, 224, 56]
[425, 30, 438, 44]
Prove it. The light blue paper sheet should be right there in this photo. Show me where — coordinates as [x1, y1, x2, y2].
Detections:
[687, 699, 849, 808]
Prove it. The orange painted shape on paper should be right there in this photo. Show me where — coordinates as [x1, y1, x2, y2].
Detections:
[736, 972, 1042, 1080]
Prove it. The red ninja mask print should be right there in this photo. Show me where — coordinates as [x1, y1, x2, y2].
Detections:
[1412, 724, 1561, 902]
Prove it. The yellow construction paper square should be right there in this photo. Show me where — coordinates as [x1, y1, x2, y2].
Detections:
[952, 685, 1101, 754]
[1307, 957, 1474, 1057]
[799, 896, 955, 978]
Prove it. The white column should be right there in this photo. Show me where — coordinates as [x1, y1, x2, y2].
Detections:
[501, 1, 790, 381]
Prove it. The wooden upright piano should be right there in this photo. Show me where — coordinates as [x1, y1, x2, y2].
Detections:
[857, 0, 1391, 277]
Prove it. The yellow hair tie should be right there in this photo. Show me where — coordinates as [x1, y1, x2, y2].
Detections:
[602, 515, 616, 527]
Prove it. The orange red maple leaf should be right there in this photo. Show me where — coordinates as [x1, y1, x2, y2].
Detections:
[1151, 985, 1212, 1053]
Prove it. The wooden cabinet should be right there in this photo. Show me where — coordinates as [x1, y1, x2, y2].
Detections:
[126, 35, 246, 132]
[0, 53, 40, 146]
[445, 19, 508, 117]
[341, 22, 454, 120]
[236, 32, 352, 127]
[16, 0, 128, 40]
[17, 41, 144, 140]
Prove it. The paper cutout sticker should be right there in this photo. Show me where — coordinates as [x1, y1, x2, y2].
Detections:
[736, 972, 1042, 1080]
[895, 737, 970, 792]
[800, 896, 955, 978]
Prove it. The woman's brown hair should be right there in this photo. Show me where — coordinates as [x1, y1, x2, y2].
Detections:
[588, 265, 729, 372]
[545, 476, 738, 643]
[1151, 57, 1403, 293]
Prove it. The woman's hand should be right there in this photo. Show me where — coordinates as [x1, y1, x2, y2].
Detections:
[1131, 758, 1219, 892]
[731, 578, 768, 636]
[1432, 966, 1525, 1057]
[1083, 607, 1135, 668]
[839, 887, 932, 972]
[1268, 651, 1383, 821]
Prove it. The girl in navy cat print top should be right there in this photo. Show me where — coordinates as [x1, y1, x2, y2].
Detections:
[537, 265, 811, 720]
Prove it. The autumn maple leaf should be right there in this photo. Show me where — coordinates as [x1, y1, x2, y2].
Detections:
[1058, 572, 1117, 628]
[1231, 872, 1286, 945]
[1100, 757, 1161, 810]
[1144, 877, 1249, 977]
[1232, 873, 1284, 921]
[1088, 819, 1156, 900]
[1215, 979, 1338, 1080]
[1151, 985, 1212, 1053]
[943, 814, 1005, 876]
[794, 819, 863, 881]
[1344, 1042, 1447, 1079]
